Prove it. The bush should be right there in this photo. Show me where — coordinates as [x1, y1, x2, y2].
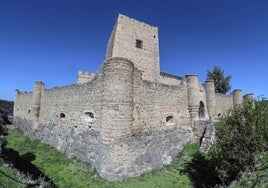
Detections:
[181, 99, 268, 187]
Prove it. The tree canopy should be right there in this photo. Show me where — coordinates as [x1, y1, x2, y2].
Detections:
[207, 66, 232, 94]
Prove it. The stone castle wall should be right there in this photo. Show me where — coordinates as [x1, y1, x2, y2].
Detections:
[132, 71, 191, 134]
[14, 91, 33, 119]
[14, 73, 104, 164]
[158, 72, 183, 85]
[215, 93, 234, 116]
[13, 57, 194, 181]
[13, 14, 250, 181]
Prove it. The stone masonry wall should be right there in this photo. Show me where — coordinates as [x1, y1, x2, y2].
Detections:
[13, 73, 103, 165]
[96, 57, 194, 180]
[14, 91, 33, 119]
[215, 93, 233, 116]
[132, 71, 191, 134]
[13, 57, 195, 181]
[158, 72, 183, 85]
[106, 14, 160, 82]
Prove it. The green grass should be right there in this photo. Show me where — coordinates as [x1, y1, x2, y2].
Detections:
[0, 161, 30, 188]
[3, 128, 199, 188]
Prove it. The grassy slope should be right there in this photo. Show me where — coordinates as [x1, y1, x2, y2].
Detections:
[4, 128, 198, 188]
[0, 163, 29, 188]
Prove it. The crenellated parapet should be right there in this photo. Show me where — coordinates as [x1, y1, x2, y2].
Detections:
[77, 71, 95, 84]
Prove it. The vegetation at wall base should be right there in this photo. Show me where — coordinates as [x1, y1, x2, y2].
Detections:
[181, 98, 268, 187]
[2, 99, 268, 187]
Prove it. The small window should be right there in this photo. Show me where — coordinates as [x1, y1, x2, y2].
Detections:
[136, 39, 143, 49]
[28, 110, 31, 114]
[85, 112, 94, 118]
[166, 116, 174, 123]
[60, 113, 65, 118]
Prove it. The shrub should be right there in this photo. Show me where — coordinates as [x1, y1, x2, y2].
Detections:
[181, 98, 268, 187]
[210, 99, 268, 185]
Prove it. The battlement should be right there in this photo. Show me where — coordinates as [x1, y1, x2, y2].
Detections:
[77, 71, 95, 84]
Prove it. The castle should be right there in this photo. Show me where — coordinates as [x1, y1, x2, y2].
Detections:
[13, 14, 253, 181]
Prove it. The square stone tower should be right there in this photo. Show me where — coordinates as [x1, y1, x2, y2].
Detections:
[106, 14, 160, 82]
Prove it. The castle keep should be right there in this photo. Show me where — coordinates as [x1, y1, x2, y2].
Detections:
[13, 14, 252, 181]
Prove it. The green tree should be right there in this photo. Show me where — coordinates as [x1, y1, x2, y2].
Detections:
[209, 99, 268, 185]
[207, 66, 232, 94]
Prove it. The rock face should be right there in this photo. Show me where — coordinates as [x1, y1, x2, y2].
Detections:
[199, 122, 216, 153]
[13, 14, 250, 181]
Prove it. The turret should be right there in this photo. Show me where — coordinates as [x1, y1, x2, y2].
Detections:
[244, 93, 254, 102]
[13, 89, 20, 116]
[31, 81, 44, 127]
[186, 74, 199, 120]
[232, 89, 243, 106]
[99, 57, 134, 180]
[100, 57, 134, 143]
[205, 80, 216, 117]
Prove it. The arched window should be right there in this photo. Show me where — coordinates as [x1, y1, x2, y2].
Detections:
[85, 112, 94, 118]
[166, 115, 175, 125]
[199, 101, 205, 119]
[60, 113, 65, 118]
[166, 116, 173, 122]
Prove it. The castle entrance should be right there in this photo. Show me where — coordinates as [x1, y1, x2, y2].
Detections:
[199, 101, 205, 119]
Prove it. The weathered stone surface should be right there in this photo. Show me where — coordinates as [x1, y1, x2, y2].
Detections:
[12, 14, 249, 181]
[199, 122, 216, 153]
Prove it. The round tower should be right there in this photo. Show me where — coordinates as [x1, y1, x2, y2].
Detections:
[244, 93, 254, 102]
[100, 57, 134, 144]
[32, 81, 44, 119]
[232, 89, 243, 106]
[31, 81, 44, 129]
[186, 74, 199, 120]
[13, 89, 20, 117]
[205, 80, 216, 118]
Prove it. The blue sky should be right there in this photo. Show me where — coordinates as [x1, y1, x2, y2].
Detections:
[1, 0, 268, 101]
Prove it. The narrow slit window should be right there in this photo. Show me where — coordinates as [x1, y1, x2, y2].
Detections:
[136, 39, 143, 49]
[60, 113, 65, 118]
